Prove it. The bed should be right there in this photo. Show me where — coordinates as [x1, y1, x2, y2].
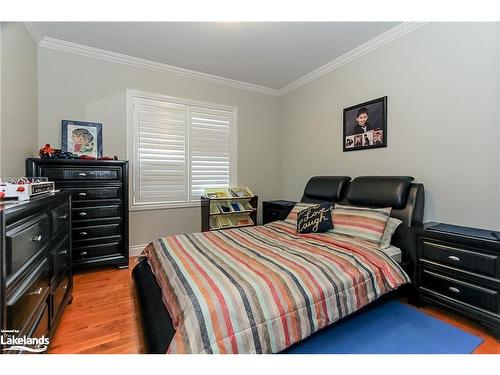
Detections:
[132, 176, 425, 353]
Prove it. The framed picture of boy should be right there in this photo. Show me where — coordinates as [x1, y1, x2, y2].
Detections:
[343, 96, 387, 152]
[61, 120, 103, 158]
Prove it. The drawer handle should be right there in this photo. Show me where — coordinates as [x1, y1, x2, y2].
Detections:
[448, 286, 461, 294]
[31, 235, 42, 242]
[79, 212, 87, 217]
[78, 173, 87, 177]
[80, 251, 88, 257]
[59, 214, 68, 220]
[448, 256, 461, 262]
[28, 287, 43, 296]
[59, 249, 68, 255]
[80, 231, 88, 236]
[78, 192, 87, 196]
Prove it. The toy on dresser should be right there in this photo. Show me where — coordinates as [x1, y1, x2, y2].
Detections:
[0, 177, 55, 201]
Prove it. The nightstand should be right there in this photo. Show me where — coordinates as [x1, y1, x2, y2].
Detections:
[262, 200, 296, 225]
[414, 222, 500, 339]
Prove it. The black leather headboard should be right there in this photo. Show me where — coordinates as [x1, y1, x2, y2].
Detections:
[347, 176, 414, 209]
[300, 175, 425, 268]
[301, 176, 351, 203]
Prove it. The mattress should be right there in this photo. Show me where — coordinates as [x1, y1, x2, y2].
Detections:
[381, 245, 402, 263]
[142, 219, 410, 353]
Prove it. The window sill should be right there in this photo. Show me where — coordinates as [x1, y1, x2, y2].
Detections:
[129, 202, 202, 212]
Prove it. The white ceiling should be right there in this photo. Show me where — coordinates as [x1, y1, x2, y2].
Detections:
[30, 22, 400, 90]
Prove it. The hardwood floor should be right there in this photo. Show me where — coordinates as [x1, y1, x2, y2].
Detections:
[48, 258, 143, 354]
[49, 258, 499, 354]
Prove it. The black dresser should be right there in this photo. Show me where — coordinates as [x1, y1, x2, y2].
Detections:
[0, 192, 72, 353]
[26, 159, 129, 270]
[414, 222, 500, 339]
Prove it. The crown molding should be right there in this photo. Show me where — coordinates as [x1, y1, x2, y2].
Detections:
[278, 22, 429, 96]
[23, 22, 41, 44]
[33, 22, 427, 98]
[38, 36, 281, 97]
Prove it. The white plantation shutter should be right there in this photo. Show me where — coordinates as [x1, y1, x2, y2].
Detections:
[133, 97, 188, 205]
[190, 106, 232, 200]
[129, 91, 236, 209]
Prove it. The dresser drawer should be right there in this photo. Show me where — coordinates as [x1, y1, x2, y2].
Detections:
[39, 167, 121, 181]
[420, 269, 499, 313]
[72, 205, 121, 221]
[6, 213, 50, 280]
[65, 186, 121, 201]
[52, 274, 70, 324]
[29, 302, 49, 344]
[420, 239, 499, 277]
[51, 201, 70, 235]
[73, 241, 122, 261]
[6, 258, 50, 332]
[73, 223, 121, 241]
[52, 235, 70, 281]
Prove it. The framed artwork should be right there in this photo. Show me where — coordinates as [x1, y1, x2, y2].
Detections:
[343, 96, 387, 152]
[61, 120, 103, 158]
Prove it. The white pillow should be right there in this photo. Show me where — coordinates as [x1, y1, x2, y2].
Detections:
[379, 217, 402, 249]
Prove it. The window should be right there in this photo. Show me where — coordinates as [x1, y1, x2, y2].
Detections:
[127, 90, 237, 210]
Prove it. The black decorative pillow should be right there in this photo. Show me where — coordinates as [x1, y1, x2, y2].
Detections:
[296, 203, 334, 234]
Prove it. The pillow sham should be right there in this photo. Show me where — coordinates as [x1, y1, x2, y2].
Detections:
[285, 202, 320, 223]
[296, 203, 334, 234]
[331, 204, 392, 244]
[379, 217, 402, 250]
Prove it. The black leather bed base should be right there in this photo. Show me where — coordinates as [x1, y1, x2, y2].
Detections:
[132, 258, 175, 354]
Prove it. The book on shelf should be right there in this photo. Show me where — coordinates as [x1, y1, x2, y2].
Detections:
[228, 187, 253, 198]
[241, 201, 253, 211]
[218, 203, 233, 213]
[230, 202, 243, 212]
[209, 217, 220, 230]
[210, 203, 220, 214]
[230, 215, 253, 227]
[217, 216, 232, 228]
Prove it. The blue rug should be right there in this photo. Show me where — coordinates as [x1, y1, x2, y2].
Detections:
[286, 301, 483, 354]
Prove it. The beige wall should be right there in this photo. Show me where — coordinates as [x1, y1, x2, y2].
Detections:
[280, 23, 500, 230]
[37, 48, 282, 246]
[0, 22, 38, 176]
[12, 21, 500, 247]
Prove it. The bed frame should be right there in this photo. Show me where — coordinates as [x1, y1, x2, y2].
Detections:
[132, 176, 425, 353]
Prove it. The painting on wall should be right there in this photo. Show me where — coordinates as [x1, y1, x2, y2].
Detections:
[343, 96, 387, 152]
[61, 120, 103, 158]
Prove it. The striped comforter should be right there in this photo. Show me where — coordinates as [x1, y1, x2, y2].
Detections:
[142, 219, 410, 354]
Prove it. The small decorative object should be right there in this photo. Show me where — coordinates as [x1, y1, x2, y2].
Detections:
[0, 177, 55, 201]
[39, 143, 78, 159]
[39, 144, 57, 158]
[343, 96, 387, 152]
[62, 120, 103, 158]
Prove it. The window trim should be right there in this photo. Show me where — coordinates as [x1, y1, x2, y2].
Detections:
[126, 89, 238, 211]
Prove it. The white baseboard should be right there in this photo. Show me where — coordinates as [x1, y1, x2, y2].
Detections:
[129, 243, 148, 257]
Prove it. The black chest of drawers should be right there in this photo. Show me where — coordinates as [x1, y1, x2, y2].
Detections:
[1, 192, 72, 353]
[26, 158, 129, 270]
[262, 200, 296, 225]
[414, 222, 500, 339]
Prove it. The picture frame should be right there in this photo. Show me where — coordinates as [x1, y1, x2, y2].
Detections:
[343, 96, 387, 152]
[61, 120, 103, 158]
